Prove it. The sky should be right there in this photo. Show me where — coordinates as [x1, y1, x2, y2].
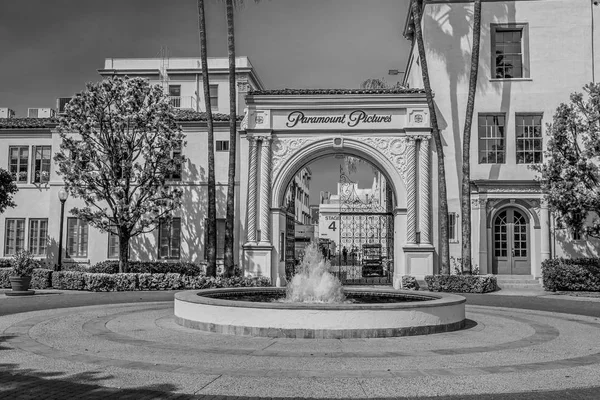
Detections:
[0, 0, 412, 202]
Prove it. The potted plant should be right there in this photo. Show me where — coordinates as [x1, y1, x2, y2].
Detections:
[9, 250, 35, 292]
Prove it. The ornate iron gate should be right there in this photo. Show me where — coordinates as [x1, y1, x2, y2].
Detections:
[284, 183, 297, 281]
[335, 170, 394, 285]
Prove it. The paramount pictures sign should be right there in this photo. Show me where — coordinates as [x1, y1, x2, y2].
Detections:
[271, 109, 404, 130]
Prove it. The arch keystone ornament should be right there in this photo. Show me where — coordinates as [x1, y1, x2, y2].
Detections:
[241, 91, 434, 287]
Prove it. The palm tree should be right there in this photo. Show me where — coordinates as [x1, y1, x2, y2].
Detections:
[198, 0, 217, 277]
[223, 0, 237, 278]
[461, 0, 482, 274]
[222, 0, 262, 277]
[410, 0, 451, 274]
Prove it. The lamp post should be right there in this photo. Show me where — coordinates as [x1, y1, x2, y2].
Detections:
[57, 188, 69, 271]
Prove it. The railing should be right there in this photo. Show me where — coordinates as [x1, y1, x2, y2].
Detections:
[169, 96, 197, 110]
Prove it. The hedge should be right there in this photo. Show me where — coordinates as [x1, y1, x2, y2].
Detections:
[542, 258, 600, 292]
[52, 271, 271, 292]
[1, 268, 54, 289]
[402, 275, 420, 290]
[425, 275, 498, 293]
[90, 260, 203, 275]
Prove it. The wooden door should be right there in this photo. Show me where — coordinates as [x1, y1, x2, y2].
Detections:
[492, 208, 530, 275]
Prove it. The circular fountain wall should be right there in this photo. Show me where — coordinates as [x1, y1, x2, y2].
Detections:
[174, 287, 466, 338]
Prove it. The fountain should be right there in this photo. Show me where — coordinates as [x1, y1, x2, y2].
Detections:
[175, 242, 466, 338]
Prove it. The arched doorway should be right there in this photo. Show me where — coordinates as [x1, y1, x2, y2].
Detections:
[492, 208, 531, 275]
[280, 154, 396, 285]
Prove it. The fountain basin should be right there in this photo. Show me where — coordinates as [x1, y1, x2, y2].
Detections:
[174, 287, 466, 338]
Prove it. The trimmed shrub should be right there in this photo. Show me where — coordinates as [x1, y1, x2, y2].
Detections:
[84, 273, 117, 292]
[542, 258, 600, 292]
[90, 260, 203, 276]
[402, 275, 420, 290]
[31, 269, 53, 289]
[425, 274, 497, 293]
[0, 268, 53, 289]
[52, 271, 86, 290]
[0, 268, 10, 288]
[113, 273, 138, 291]
[62, 262, 91, 272]
[0, 259, 13, 269]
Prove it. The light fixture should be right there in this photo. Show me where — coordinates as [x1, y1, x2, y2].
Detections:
[58, 188, 69, 202]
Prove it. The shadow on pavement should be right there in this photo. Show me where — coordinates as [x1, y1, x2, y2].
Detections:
[0, 363, 599, 400]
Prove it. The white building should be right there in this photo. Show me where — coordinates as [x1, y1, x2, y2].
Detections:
[0, 56, 263, 269]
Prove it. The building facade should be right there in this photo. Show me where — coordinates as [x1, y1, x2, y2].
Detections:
[0, 57, 263, 269]
[402, 0, 600, 276]
[2, 0, 599, 285]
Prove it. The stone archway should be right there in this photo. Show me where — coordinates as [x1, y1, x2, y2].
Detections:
[239, 90, 435, 288]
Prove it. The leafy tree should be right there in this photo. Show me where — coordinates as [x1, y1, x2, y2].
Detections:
[534, 83, 600, 238]
[460, 0, 482, 274]
[54, 77, 185, 273]
[410, 0, 451, 274]
[198, 0, 218, 277]
[0, 168, 18, 214]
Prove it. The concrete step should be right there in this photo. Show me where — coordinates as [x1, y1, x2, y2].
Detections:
[495, 275, 534, 280]
[498, 283, 543, 290]
[496, 279, 541, 285]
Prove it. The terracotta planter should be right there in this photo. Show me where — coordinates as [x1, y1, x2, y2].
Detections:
[9, 276, 32, 292]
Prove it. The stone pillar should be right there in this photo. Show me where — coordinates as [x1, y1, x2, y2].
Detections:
[539, 199, 550, 278]
[245, 136, 259, 243]
[418, 136, 431, 244]
[405, 137, 418, 244]
[259, 136, 272, 244]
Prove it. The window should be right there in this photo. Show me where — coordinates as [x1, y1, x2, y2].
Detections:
[478, 114, 506, 163]
[168, 85, 181, 108]
[4, 218, 25, 256]
[33, 146, 51, 183]
[159, 218, 181, 259]
[167, 145, 182, 180]
[448, 213, 458, 242]
[516, 114, 543, 164]
[29, 219, 48, 256]
[108, 232, 119, 259]
[491, 24, 529, 79]
[66, 218, 88, 258]
[204, 219, 225, 259]
[9, 146, 29, 183]
[571, 229, 583, 241]
[216, 140, 229, 152]
[210, 85, 218, 111]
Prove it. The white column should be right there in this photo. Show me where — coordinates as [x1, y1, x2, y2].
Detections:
[539, 199, 550, 278]
[245, 137, 259, 243]
[259, 136, 272, 243]
[418, 136, 431, 244]
[406, 138, 417, 244]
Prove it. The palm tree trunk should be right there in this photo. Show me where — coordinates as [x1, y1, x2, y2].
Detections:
[198, 0, 218, 277]
[224, 0, 236, 278]
[461, 0, 482, 274]
[411, 0, 451, 274]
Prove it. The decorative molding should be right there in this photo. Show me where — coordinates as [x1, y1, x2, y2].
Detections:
[479, 185, 542, 193]
[259, 139, 272, 242]
[240, 108, 249, 131]
[418, 138, 431, 244]
[271, 137, 319, 182]
[246, 137, 259, 242]
[405, 139, 417, 243]
[237, 81, 251, 92]
[471, 199, 488, 209]
[360, 137, 411, 185]
[408, 109, 429, 127]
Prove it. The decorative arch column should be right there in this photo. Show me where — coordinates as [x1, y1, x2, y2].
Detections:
[242, 133, 274, 279]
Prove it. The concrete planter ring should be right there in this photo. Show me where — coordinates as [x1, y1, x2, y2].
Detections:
[7, 276, 35, 296]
